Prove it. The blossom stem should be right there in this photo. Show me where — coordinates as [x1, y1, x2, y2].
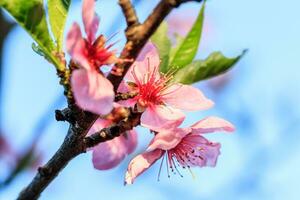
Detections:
[115, 92, 138, 101]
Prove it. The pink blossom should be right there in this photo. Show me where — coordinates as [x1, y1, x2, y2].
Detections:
[87, 118, 137, 170]
[118, 43, 214, 130]
[124, 117, 234, 184]
[66, 0, 116, 115]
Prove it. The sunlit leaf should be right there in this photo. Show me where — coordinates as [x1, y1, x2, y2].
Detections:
[151, 22, 172, 73]
[169, 1, 206, 69]
[0, 0, 66, 70]
[173, 50, 247, 84]
[0, 0, 54, 51]
[169, 34, 184, 64]
[48, 0, 71, 50]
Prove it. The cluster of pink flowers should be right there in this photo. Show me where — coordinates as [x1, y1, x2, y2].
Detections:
[67, 0, 234, 184]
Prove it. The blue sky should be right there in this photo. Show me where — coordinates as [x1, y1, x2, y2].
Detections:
[1, 0, 300, 199]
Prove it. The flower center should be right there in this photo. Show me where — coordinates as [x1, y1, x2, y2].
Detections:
[157, 135, 210, 180]
[168, 137, 205, 169]
[85, 35, 116, 68]
[137, 76, 166, 107]
[130, 60, 175, 108]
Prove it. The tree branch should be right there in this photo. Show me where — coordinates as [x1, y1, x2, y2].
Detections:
[17, 0, 203, 199]
[119, 0, 139, 27]
[17, 105, 98, 200]
[17, 107, 140, 200]
[84, 111, 141, 149]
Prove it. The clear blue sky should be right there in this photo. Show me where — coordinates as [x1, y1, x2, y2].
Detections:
[1, 0, 300, 199]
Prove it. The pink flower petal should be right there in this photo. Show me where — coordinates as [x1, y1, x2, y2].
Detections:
[89, 119, 138, 170]
[117, 99, 137, 108]
[136, 42, 160, 64]
[117, 81, 130, 93]
[122, 130, 138, 154]
[82, 0, 99, 43]
[180, 134, 221, 167]
[71, 69, 114, 115]
[92, 137, 127, 170]
[191, 116, 235, 134]
[141, 105, 185, 131]
[147, 128, 191, 151]
[162, 84, 214, 111]
[66, 23, 90, 70]
[124, 42, 160, 83]
[125, 149, 164, 184]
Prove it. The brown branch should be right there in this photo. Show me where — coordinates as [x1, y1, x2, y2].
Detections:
[17, 0, 203, 199]
[119, 0, 140, 27]
[84, 111, 141, 149]
[17, 105, 98, 200]
[17, 107, 140, 200]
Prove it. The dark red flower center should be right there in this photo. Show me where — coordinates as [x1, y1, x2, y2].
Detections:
[85, 35, 115, 68]
[130, 63, 175, 108]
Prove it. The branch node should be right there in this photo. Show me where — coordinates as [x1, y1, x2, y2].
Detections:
[55, 110, 66, 121]
[55, 108, 75, 124]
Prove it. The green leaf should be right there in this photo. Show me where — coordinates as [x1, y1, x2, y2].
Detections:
[48, 0, 71, 50]
[0, 0, 54, 51]
[0, 0, 66, 70]
[169, 34, 184, 64]
[151, 22, 172, 73]
[170, 2, 206, 69]
[32, 43, 52, 62]
[173, 50, 247, 84]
